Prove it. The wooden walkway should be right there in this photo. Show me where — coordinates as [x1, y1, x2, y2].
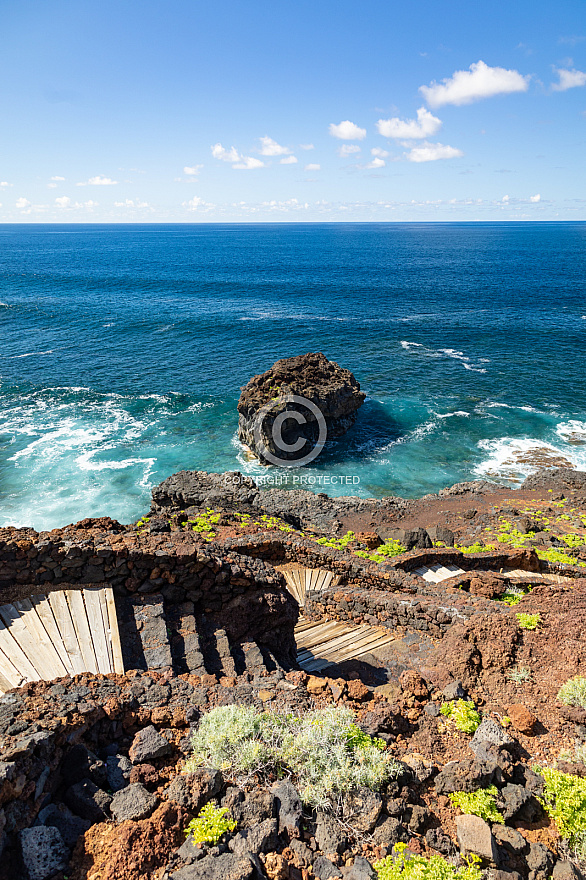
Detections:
[0, 587, 124, 694]
[414, 563, 465, 583]
[295, 616, 396, 674]
[281, 567, 339, 609]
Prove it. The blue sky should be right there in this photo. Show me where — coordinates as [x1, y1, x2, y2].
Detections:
[0, 0, 585, 221]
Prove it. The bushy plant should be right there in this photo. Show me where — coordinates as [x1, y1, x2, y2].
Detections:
[456, 542, 496, 554]
[536, 547, 585, 567]
[374, 842, 482, 880]
[186, 704, 400, 811]
[557, 676, 586, 709]
[449, 786, 504, 824]
[440, 700, 481, 734]
[184, 803, 236, 845]
[316, 531, 357, 550]
[354, 540, 407, 563]
[516, 612, 541, 630]
[189, 508, 221, 541]
[538, 767, 586, 856]
[507, 666, 532, 683]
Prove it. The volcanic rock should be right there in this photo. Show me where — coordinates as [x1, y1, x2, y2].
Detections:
[237, 352, 365, 464]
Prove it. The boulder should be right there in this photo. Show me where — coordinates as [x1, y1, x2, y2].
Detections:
[37, 803, 90, 848]
[167, 769, 223, 812]
[110, 782, 158, 821]
[315, 811, 348, 854]
[20, 826, 69, 880]
[170, 852, 255, 880]
[313, 855, 343, 879]
[507, 704, 537, 735]
[271, 781, 302, 836]
[64, 779, 111, 822]
[342, 787, 382, 833]
[237, 352, 365, 464]
[129, 725, 172, 764]
[456, 814, 497, 864]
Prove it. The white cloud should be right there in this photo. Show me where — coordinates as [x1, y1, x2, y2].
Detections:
[77, 175, 118, 186]
[233, 156, 265, 170]
[377, 106, 442, 139]
[0, 181, 11, 188]
[501, 194, 510, 202]
[420, 60, 530, 107]
[280, 155, 298, 164]
[365, 157, 386, 169]
[371, 147, 389, 158]
[114, 199, 151, 208]
[211, 143, 264, 170]
[259, 136, 291, 156]
[51, 176, 65, 181]
[211, 143, 241, 163]
[48, 183, 58, 189]
[55, 197, 99, 209]
[530, 193, 541, 202]
[183, 165, 203, 176]
[16, 197, 31, 208]
[329, 120, 367, 140]
[551, 68, 586, 91]
[299, 143, 314, 150]
[183, 195, 214, 211]
[304, 163, 321, 171]
[338, 144, 361, 158]
[405, 142, 464, 162]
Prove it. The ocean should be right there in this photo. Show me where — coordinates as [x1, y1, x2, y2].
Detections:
[1, 221, 586, 531]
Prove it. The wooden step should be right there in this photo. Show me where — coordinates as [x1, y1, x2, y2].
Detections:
[0, 586, 124, 695]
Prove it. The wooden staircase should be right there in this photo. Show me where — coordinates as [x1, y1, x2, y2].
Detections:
[0, 587, 124, 694]
[280, 566, 339, 609]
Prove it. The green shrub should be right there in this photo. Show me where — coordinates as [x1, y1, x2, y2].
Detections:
[557, 676, 586, 709]
[507, 666, 532, 683]
[316, 531, 357, 550]
[456, 542, 496, 554]
[354, 540, 407, 563]
[539, 767, 586, 856]
[184, 803, 236, 845]
[374, 842, 482, 880]
[186, 704, 400, 811]
[440, 700, 481, 734]
[449, 786, 504, 824]
[516, 612, 541, 630]
[189, 508, 221, 541]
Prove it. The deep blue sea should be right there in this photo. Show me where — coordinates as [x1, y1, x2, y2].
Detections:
[1, 222, 586, 530]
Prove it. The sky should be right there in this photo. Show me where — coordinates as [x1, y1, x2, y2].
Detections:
[0, 0, 585, 222]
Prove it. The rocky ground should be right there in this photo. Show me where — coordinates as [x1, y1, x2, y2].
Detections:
[1, 467, 586, 880]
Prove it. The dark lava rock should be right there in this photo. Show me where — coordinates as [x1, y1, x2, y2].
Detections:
[315, 811, 348, 854]
[106, 754, 132, 792]
[20, 826, 69, 880]
[167, 768, 223, 812]
[221, 787, 276, 826]
[129, 724, 172, 763]
[526, 841, 555, 880]
[501, 784, 543, 823]
[237, 352, 365, 464]
[271, 781, 302, 836]
[110, 782, 158, 821]
[313, 855, 343, 879]
[228, 818, 278, 856]
[170, 852, 255, 880]
[343, 857, 376, 880]
[425, 827, 454, 855]
[435, 758, 500, 794]
[342, 786, 382, 833]
[37, 803, 91, 848]
[493, 825, 528, 855]
[64, 779, 111, 822]
[377, 527, 432, 549]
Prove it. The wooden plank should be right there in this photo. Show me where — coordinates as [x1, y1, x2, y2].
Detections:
[99, 589, 114, 671]
[13, 599, 68, 679]
[66, 590, 98, 674]
[291, 569, 305, 603]
[105, 588, 124, 674]
[33, 596, 75, 675]
[83, 588, 112, 674]
[295, 623, 347, 650]
[0, 611, 41, 681]
[0, 642, 25, 689]
[48, 591, 86, 675]
[309, 569, 321, 591]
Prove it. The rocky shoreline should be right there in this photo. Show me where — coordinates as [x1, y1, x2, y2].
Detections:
[1, 467, 586, 880]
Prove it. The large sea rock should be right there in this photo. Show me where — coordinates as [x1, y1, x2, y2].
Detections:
[237, 352, 365, 465]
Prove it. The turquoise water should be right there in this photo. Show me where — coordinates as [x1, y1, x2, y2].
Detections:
[1, 222, 586, 530]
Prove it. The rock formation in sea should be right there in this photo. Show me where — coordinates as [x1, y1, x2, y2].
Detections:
[237, 352, 365, 464]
